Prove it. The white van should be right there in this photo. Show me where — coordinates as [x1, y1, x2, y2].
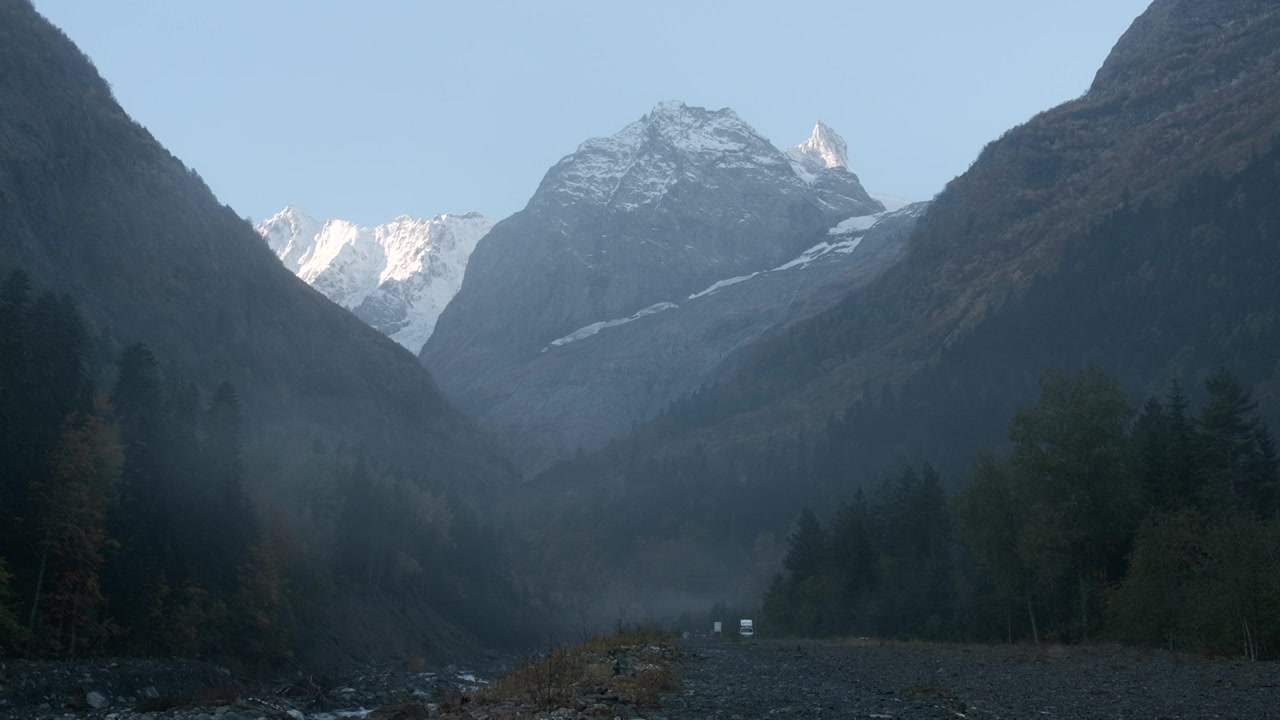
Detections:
[739, 619, 754, 638]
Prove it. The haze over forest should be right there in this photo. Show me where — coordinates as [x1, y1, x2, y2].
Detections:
[2, 1, 1280, 718]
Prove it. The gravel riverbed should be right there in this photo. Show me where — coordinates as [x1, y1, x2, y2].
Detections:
[0, 657, 501, 720]
[6, 641, 1278, 719]
[662, 639, 1280, 719]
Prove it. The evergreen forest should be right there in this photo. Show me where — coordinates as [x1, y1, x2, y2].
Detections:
[0, 271, 534, 666]
[764, 367, 1280, 659]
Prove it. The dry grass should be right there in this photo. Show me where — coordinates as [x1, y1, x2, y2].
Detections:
[473, 626, 677, 710]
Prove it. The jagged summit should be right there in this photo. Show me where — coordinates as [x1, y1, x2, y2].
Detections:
[256, 209, 493, 352]
[783, 120, 883, 216]
[424, 101, 888, 464]
[536, 100, 790, 210]
[634, 99, 751, 143]
[644, 98, 727, 119]
[532, 103, 885, 218]
[788, 121, 851, 176]
[574, 100, 758, 157]
[260, 205, 322, 257]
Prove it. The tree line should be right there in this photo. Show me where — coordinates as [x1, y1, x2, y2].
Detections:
[0, 270, 536, 665]
[764, 367, 1280, 658]
[0, 270, 295, 661]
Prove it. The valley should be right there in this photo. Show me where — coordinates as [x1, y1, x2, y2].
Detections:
[3, 0, 1280, 718]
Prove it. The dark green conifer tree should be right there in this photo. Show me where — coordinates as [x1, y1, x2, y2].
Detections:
[103, 343, 171, 652]
[202, 382, 258, 590]
[1135, 397, 1171, 509]
[829, 489, 877, 609]
[1243, 423, 1278, 518]
[1199, 369, 1260, 509]
[1163, 380, 1203, 508]
[782, 508, 828, 583]
[0, 272, 34, 564]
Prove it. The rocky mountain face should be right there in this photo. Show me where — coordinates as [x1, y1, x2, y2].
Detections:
[510, 0, 1280, 612]
[598, 0, 1280, 465]
[422, 102, 888, 470]
[1091, 0, 1278, 98]
[485, 202, 924, 471]
[257, 208, 492, 353]
[0, 2, 513, 506]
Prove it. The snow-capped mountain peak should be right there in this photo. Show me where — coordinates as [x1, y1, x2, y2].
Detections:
[638, 99, 753, 151]
[796, 121, 850, 171]
[260, 205, 322, 257]
[779, 120, 883, 216]
[786, 121, 855, 183]
[256, 208, 493, 353]
[538, 100, 790, 210]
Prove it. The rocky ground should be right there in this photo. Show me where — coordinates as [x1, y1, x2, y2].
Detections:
[664, 639, 1280, 719]
[428, 630, 678, 720]
[0, 656, 503, 720]
[6, 639, 1279, 720]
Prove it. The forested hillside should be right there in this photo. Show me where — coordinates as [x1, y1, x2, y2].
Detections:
[0, 272, 538, 666]
[0, 0, 533, 666]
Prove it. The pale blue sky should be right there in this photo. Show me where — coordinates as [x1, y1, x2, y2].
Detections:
[34, 1, 1151, 226]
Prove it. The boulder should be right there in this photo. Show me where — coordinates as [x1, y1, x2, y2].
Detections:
[85, 691, 110, 710]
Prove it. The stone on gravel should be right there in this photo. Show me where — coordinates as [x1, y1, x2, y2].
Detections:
[85, 691, 110, 709]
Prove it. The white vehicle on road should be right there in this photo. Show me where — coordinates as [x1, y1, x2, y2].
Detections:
[739, 619, 754, 638]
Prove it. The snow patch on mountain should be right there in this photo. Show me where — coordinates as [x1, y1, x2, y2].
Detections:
[775, 239, 863, 272]
[256, 208, 492, 352]
[829, 214, 881, 236]
[774, 205, 924, 272]
[543, 203, 921, 352]
[545, 302, 679, 350]
[542, 203, 926, 351]
[688, 273, 761, 300]
[684, 208, 884, 298]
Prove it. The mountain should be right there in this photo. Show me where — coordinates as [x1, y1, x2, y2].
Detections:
[0, 4, 510, 482]
[423, 102, 886, 470]
[476, 202, 925, 471]
[510, 0, 1280, 614]
[0, 0, 522, 663]
[786, 121, 882, 217]
[605, 0, 1280, 465]
[256, 208, 493, 352]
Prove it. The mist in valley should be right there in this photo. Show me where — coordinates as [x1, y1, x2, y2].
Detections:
[3, 1, 1280, 718]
